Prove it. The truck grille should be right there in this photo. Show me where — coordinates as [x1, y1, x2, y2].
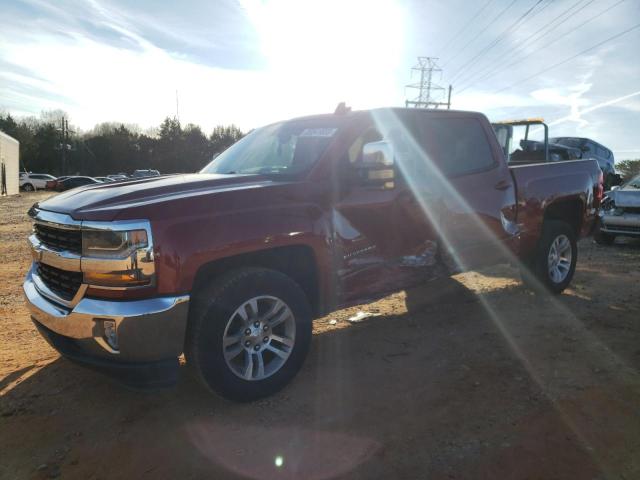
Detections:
[37, 263, 83, 301]
[34, 223, 82, 254]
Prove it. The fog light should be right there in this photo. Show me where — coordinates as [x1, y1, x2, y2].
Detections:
[103, 320, 119, 350]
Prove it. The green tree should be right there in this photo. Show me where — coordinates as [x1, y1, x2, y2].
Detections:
[1, 111, 243, 176]
[210, 125, 243, 155]
[617, 159, 640, 181]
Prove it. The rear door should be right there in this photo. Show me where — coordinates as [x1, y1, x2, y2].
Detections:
[398, 111, 518, 271]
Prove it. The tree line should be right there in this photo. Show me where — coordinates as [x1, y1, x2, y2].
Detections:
[0, 111, 243, 176]
[2, 111, 639, 181]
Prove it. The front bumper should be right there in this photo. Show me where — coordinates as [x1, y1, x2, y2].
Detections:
[600, 211, 640, 236]
[24, 266, 190, 387]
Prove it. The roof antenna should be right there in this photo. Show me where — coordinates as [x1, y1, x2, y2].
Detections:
[334, 102, 351, 115]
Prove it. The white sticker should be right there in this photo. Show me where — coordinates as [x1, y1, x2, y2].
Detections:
[299, 128, 337, 138]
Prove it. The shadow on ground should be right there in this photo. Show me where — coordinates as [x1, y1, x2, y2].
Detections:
[2, 269, 640, 480]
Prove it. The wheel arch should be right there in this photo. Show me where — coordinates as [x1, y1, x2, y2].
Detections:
[191, 245, 322, 317]
[543, 197, 585, 235]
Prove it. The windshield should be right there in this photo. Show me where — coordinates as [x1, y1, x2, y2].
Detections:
[550, 137, 585, 148]
[201, 119, 340, 176]
[624, 173, 640, 188]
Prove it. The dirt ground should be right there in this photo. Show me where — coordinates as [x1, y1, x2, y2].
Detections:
[1, 191, 639, 480]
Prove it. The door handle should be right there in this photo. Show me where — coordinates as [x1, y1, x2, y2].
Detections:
[494, 180, 511, 191]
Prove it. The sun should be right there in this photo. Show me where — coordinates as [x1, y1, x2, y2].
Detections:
[239, 0, 406, 110]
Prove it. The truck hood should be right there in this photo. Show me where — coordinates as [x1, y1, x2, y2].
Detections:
[608, 187, 640, 208]
[37, 173, 282, 220]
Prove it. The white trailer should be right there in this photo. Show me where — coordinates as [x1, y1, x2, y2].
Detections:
[0, 130, 19, 195]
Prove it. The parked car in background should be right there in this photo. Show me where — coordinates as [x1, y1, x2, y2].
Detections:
[107, 174, 128, 181]
[132, 169, 160, 178]
[549, 137, 616, 188]
[95, 177, 114, 183]
[19, 173, 57, 191]
[24, 107, 603, 401]
[595, 173, 640, 244]
[45, 176, 71, 190]
[54, 176, 102, 191]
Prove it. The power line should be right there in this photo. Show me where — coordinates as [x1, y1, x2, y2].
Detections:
[465, 0, 595, 88]
[458, 0, 628, 93]
[454, 0, 558, 86]
[438, 0, 497, 57]
[448, 0, 546, 84]
[442, 0, 520, 69]
[491, 22, 640, 94]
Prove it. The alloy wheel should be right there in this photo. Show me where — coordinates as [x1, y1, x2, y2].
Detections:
[222, 296, 296, 381]
[547, 234, 572, 284]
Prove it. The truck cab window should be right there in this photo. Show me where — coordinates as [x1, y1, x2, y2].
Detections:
[416, 118, 496, 176]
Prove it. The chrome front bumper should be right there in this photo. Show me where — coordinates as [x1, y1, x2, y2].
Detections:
[24, 266, 190, 362]
[600, 211, 640, 236]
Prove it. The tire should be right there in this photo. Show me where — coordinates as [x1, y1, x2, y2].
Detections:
[520, 220, 577, 294]
[22, 183, 34, 192]
[185, 267, 312, 402]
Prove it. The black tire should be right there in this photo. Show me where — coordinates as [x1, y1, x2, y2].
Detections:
[520, 220, 577, 294]
[22, 183, 34, 192]
[185, 267, 312, 402]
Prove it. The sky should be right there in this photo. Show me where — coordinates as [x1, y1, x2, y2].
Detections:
[1, 0, 639, 159]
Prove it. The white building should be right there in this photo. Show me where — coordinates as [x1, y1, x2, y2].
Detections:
[0, 130, 19, 195]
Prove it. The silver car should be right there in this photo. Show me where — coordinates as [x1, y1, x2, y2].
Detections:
[596, 173, 640, 244]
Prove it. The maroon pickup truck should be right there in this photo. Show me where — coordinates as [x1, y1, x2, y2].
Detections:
[24, 108, 603, 401]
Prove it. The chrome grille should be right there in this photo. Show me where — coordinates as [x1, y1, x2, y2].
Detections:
[37, 263, 83, 301]
[34, 223, 82, 254]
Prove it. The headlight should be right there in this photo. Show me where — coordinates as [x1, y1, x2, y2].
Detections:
[81, 226, 154, 288]
[82, 229, 148, 258]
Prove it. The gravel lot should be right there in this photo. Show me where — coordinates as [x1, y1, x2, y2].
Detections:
[1, 191, 639, 480]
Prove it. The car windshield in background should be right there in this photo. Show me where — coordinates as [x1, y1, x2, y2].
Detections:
[625, 174, 640, 188]
[201, 120, 340, 176]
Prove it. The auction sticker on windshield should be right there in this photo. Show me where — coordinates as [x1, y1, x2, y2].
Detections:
[299, 128, 338, 137]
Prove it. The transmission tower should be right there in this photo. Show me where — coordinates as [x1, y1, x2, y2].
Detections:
[55, 117, 74, 175]
[405, 57, 452, 109]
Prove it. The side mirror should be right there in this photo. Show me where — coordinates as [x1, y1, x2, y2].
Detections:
[363, 141, 394, 167]
[359, 141, 395, 188]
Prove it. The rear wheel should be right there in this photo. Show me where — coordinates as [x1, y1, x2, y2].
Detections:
[185, 267, 312, 402]
[520, 220, 577, 294]
[22, 183, 34, 192]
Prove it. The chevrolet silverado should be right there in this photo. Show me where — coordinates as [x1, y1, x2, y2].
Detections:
[24, 108, 603, 401]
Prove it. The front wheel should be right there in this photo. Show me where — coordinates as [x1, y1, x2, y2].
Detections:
[520, 220, 577, 294]
[185, 267, 312, 402]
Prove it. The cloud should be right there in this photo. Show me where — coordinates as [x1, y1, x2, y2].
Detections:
[0, 0, 638, 159]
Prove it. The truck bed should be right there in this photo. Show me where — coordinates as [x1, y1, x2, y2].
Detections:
[510, 158, 602, 249]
